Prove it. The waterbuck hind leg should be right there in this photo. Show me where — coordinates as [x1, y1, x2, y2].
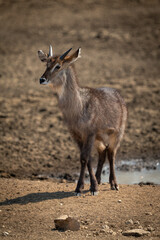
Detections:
[95, 147, 107, 184]
[107, 148, 119, 190]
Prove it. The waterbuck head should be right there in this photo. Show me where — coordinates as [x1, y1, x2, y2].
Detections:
[38, 45, 81, 86]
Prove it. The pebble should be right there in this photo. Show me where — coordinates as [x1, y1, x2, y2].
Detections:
[118, 200, 122, 203]
[125, 219, 134, 225]
[93, 231, 99, 236]
[145, 212, 152, 216]
[2, 232, 9, 236]
[134, 220, 140, 225]
[82, 226, 88, 230]
[102, 224, 110, 230]
[138, 225, 143, 229]
[147, 226, 154, 232]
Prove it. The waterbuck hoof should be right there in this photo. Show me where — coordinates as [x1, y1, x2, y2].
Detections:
[111, 185, 119, 191]
[97, 180, 101, 185]
[91, 191, 99, 196]
[75, 192, 81, 196]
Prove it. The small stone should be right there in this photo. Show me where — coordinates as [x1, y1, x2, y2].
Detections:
[100, 229, 106, 233]
[93, 231, 99, 236]
[138, 225, 143, 229]
[118, 200, 122, 203]
[134, 220, 140, 225]
[145, 212, 152, 216]
[102, 224, 110, 230]
[61, 179, 66, 183]
[105, 229, 114, 234]
[122, 229, 150, 237]
[125, 219, 134, 225]
[147, 226, 154, 232]
[2, 232, 9, 236]
[104, 221, 108, 224]
[54, 215, 80, 231]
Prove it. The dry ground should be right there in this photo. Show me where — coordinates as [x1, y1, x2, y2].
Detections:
[0, 1, 160, 239]
[0, 179, 160, 240]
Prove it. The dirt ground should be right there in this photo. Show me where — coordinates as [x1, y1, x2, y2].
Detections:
[0, 1, 160, 238]
[0, 178, 160, 240]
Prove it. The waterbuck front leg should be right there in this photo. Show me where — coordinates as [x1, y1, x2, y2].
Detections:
[87, 156, 98, 195]
[75, 133, 98, 195]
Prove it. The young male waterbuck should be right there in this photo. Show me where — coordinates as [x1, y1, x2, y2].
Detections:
[38, 45, 127, 195]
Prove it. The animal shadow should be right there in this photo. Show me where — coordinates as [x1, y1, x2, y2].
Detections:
[0, 190, 78, 206]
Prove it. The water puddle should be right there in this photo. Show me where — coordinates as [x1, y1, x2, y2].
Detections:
[36, 159, 160, 185]
[100, 159, 160, 185]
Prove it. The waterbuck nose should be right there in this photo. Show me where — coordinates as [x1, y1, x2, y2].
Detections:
[40, 78, 46, 84]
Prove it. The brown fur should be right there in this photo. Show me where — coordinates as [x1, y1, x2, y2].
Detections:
[38, 48, 127, 195]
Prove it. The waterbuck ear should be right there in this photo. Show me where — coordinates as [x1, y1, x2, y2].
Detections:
[38, 50, 48, 62]
[64, 48, 81, 64]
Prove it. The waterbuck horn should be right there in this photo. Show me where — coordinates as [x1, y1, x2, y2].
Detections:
[60, 48, 72, 60]
[48, 45, 53, 57]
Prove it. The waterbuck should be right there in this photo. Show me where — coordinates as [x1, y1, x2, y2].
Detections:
[38, 46, 127, 195]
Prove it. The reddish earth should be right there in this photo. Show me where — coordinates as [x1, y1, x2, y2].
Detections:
[0, 1, 160, 239]
[0, 179, 160, 240]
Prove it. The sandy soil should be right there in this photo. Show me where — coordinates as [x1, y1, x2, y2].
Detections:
[0, 178, 160, 240]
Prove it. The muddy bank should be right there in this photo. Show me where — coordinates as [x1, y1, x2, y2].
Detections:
[0, 0, 160, 180]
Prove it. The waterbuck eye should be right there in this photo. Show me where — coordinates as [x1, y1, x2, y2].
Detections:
[55, 65, 61, 70]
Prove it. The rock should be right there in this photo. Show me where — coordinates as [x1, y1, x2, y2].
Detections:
[101, 224, 117, 235]
[122, 229, 150, 237]
[134, 220, 140, 225]
[54, 215, 80, 231]
[2, 232, 9, 236]
[102, 224, 110, 230]
[118, 200, 122, 203]
[145, 212, 152, 216]
[125, 219, 134, 225]
[147, 226, 154, 232]
[138, 225, 143, 229]
[93, 231, 99, 236]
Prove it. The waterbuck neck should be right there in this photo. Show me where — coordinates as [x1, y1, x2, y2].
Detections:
[57, 66, 83, 121]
